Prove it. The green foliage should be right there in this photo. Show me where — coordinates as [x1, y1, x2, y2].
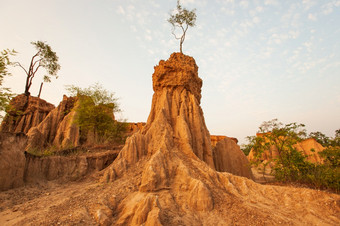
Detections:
[168, 0, 197, 53]
[13, 41, 60, 96]
[0, 49, 16, 115]
[308, 129, 340, 147]
[66, 83, 127, 144]
[308, 131, 331, 147]
[320, 146, 340, 168]
[240, 143, 252, 156]
[247, 119, 340, 192]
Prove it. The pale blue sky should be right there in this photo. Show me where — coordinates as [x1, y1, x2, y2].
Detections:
[1, 0, 339, 144]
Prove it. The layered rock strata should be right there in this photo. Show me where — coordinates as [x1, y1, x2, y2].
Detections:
[0, 94, 55, 133]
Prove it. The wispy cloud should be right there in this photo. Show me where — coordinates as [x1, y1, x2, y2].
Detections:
[308, 13, 317, 21]
[264, 0, 278, 6]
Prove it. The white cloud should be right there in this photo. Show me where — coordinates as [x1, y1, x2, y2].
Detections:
[308, 13, 317, 21]
[240, 0, 249, 8]
[221, 7, 235, 15]
[117, 6, 125, 15]
[321, 1, 340, 15]
[264, 0, 278, 6]
[288, 30, 299, 39]
[268, 33, 289, 45]
[181, 0, 195, 4]
[252, 16, 260, 24]
[303, 41, 312, 52]
[256, 6, 264, 13]
[302, 0, 316, 11]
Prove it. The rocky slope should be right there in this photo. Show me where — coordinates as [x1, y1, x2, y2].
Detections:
[26, 95, 79, 150]
[0, 94, 55, 133]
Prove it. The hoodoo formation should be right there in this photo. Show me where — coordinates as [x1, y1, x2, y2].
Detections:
[92, 53, 338, 225]
[0, 53, 338, 225]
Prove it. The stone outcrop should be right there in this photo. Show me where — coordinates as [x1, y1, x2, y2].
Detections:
[211, 135, 238, 146]
[294, 138, 325, 163]
[98, 53, 255, 225]
[0, 94, 55, 133]
[23, 150, 119, 184]
[212, 137, 253, 179]
[126, 122, 146, 136]
[0, 131, 120, 191]
[26, 95, 78, 150]
[103, 53, 215, 182]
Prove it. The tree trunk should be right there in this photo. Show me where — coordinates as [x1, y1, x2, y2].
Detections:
[38, 82, 43, 98]
[24, 76, 30, 96]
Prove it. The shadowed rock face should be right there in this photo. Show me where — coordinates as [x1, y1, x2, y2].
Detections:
[0, 94, 55, 133]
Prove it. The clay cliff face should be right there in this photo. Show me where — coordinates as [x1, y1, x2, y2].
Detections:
[213, 137, 253, 179]
[0, 132, 27, 191]
[0, 94, 55, 133]
[0, 132, 119, 191]
[26, 95, 78, 150]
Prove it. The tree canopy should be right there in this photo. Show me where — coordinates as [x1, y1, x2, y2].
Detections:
[168, 0, 197, 53]
[66, 83, 126, 144]
[13, 41, 60, 96]
[0, 49, 15, 115]
[244, 119, 340, 191]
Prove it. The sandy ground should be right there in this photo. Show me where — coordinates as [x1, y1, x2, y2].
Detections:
[0, 167, 339, 226]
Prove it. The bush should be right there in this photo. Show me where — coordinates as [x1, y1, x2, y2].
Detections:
[66, 83, 127, 145]
[247, 119, 340, 192]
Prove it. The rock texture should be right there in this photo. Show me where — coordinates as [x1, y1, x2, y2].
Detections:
[0, 132, 27, 191]
[26, 95, 79, 150]
[211, 135, 238, 146]
[0, 131, 120, 191]
[294, 138, 325, 163]
[212, 137, 253, 179]
[24, 150, 119, 184]
[99, 53, 258, 225]
[0, 53, 339, 225]
[0, 94, 55, 133]
[126, 122, 146, 136]
[103, 53, 216, 183]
